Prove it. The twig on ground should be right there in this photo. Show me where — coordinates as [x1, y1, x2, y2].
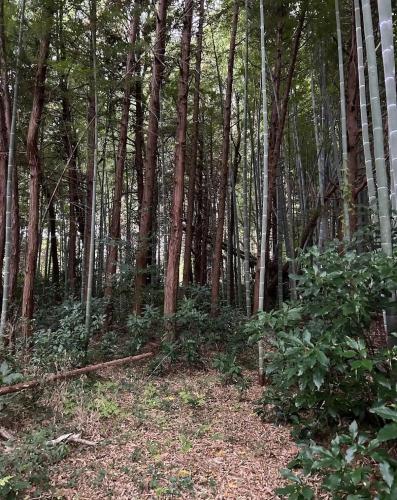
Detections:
[46, 432, 97, 447]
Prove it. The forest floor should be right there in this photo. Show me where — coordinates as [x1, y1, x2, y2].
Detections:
[2, 362, 298, 499]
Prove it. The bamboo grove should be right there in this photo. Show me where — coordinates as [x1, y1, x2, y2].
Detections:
[0, 0, 397, 348]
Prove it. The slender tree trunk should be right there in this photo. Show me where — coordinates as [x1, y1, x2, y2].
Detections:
[134, 54, 144, 218]
[182, 0, 204, 287]
[133, 0, 168, 315]
[104, 6, 139, 314]
[63, 91, 79, 295]
[210, 0, 239, 315]
[21, 11, 53, 338]
[346, 11, 360, 231]
[43, 185, 60, 286]
[164, 0, 193, 333]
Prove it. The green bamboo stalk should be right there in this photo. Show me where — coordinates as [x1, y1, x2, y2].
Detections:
[242, 0, 251, 317]
[85, 0, 99, 346]
[377, 0, 397, 212]
[335, 0, 351, 241]
[310, 73, 326, 249]
[258, 0, 269, 385]
[361, 0, 392, 256]
[0, 0, 26, 342]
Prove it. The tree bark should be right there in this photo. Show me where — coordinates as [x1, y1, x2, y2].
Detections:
[163, 0, 193, 332]
[182, 0, 204, 287]
[210, 0, 239, 315]
[21, 11, 53, 338]
[346, 8, 360, 232]
[133, 0, 168, 315]
[104, 5, 140, 314]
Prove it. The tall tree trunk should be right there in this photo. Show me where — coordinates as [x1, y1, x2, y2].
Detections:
[104, 5, 140, 315]
[346, 9, 360, 231]
[63, 90, 79, 295]
[134, 55, 144, 218]
[210, 0, 239, 315]
[163, 0, 193, 333]
[21, 10, 53, 338]
[133, 0, 168, 315]
[182, 0, 204, 287]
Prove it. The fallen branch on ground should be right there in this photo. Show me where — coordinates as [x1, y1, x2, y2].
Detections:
[46, 432, 97, 447]
[0, 426, 15, 441]
[0, 351, 154, 397]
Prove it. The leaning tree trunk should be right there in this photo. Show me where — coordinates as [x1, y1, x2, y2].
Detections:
[21, 11, 53, 338]
[133, 0, 168, 315]
[361, 0, 392, 256]
[182, 0, 204, 287]
[163, 0, 193, 335]
[0, 0, 25, 341]
[210, 0, 239, 316]
[377, 0, 397, 208]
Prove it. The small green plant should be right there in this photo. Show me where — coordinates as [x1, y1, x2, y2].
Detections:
[179, 434, 193, 453]
[178, 389, 205, 408]
[213, 352, 247, 389]
[0, 360, 23, 386]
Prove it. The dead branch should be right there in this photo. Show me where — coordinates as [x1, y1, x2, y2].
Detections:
[46, 432, 97, 446]
[0, 351, 153, 397]
[0, 426, 15, 441]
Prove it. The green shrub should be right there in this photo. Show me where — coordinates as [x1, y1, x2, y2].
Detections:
[249, 245, 397, 423]
[278, 419, 397, 499]
[0, 428, 69, 498]
[32, 300, 104, 369]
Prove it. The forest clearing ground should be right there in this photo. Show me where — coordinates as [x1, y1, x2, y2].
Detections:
[3, 363, 298, 499]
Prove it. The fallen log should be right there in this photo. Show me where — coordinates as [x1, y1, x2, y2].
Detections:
[0, 351, 153, 397]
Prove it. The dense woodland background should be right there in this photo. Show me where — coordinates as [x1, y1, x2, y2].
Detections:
[1, 0, 397, 497]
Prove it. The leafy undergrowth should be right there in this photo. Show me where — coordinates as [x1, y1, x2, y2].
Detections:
[0, 362, 297, 499]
